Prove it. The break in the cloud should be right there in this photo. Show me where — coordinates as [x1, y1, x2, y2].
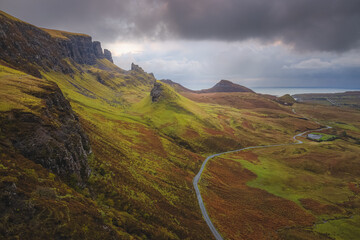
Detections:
[108, 40, 360, 89]
[1, 0, 360, 88]
[286, 59, 333, 69]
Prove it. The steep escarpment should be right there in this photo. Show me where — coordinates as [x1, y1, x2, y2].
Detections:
[0, 10, 113, 78]
[0, 66, 119, 238]
[0, 77, 91, 185]
[45, 28, 113, 65]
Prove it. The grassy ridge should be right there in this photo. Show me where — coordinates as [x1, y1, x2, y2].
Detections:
[0, 65, 49, 112]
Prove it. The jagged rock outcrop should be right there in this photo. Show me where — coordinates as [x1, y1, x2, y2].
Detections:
[150, 81, 180, 103]
[104, 49, 113, 63]
[150, 82, 163, 102]
[0, 10, 113, 78]
[131, 63, 144, 72]
[0, 82, 91, 185]
[92, 41, 105, 59]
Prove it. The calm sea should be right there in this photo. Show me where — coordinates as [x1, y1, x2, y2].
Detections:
[251, 87, 360, 97]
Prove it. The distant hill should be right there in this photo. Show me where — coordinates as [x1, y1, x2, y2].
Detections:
[160, 79, 288, 111]
[276, 94, 296, 106]
[160, 79, 195, 93]
[161, 79, 254, 93]
[199, 80, 254, 93]
[292, 91, 360, 109]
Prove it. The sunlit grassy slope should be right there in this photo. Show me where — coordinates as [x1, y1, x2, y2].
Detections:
[0, 61, 213, 239]
[0, 65, 47, 112]
[134, 81, 322, 153]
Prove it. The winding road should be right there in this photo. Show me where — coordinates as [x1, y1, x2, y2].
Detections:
[193, 110, 332, 240]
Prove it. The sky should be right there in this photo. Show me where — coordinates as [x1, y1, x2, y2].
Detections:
[1, 0, 360, 89]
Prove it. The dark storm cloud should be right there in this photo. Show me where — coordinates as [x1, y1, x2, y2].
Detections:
[2, 0, 360, 52]
[0, 0, 167, 42]
[164, 0, 360, 52]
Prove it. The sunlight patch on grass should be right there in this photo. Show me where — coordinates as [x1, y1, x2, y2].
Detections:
[315, 215, 360, 240]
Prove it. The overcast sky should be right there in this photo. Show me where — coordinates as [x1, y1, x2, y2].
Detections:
[2, 0, 360, 89]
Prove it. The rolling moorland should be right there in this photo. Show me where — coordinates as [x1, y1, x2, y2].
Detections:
[293, 92, 360, 109]
[0, 10, 360, 240]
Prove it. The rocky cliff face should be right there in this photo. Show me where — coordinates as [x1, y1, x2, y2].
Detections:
[150, 82, 164, 102]
[54, 34, 108, 65]
[131, 63, 144, 72]
[0, 11, 113, 78]
[104, 49, 113, 63]
[0, 82, 91, 185]
[92, 41, 104, 58]
[150, 81, 180, 103]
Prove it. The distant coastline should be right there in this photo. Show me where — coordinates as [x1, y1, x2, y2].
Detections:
[251, 87, 360, 96]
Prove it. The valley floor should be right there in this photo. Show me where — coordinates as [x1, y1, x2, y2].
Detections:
[199, 103, 360, 240]
[194, 117, 332, 240]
